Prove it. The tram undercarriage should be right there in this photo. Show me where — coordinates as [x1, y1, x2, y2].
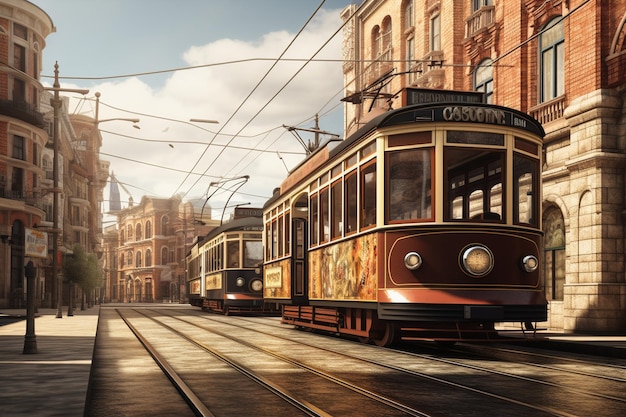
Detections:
[282, 305, 539, 347]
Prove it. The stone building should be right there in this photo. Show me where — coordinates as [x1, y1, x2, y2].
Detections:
[341, 0, 626, 332]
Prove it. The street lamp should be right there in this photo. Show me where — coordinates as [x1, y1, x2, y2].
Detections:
[45, 62, 89, 319]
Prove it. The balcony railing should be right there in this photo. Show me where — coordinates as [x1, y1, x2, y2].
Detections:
[466, 6, 495, 38]
[529, 96, 566, 125]
[0, 99, 46, 128]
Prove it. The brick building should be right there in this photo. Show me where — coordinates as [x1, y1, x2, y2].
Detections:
[341, 0, 626, 332]
[108, 196, 215, 303]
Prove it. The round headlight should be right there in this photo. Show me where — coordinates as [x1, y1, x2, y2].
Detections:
[236, 277, 245, 287]
[461, 245, 494, 277]
[250, 279, 263, 292]
[404, 252, 423, 270]
[522, 255, 539, 272]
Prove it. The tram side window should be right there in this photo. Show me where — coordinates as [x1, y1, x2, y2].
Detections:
[386, 149, 432, 222]
[446, 148, 504, 222]
[331, 180, 343, 239]
[227, 240, 240, 268]
[320, 188, 330, 242]
[361, 162, 377, 228]
[310, 194, 319, 246]
[513, 153, 539, 226]
[345, 172, 357, 234]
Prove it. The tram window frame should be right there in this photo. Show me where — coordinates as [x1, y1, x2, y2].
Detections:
[385, 147, 433, 224]
[278, 215, 284, 257]
[445, 147, 505, 222]
[345, 170, 358, 235]
[310, 193, 319, 246]
[513, 152, 539, 226]
[361, 161, 377, 229]
[319, 187, 330, 243]
[243, 235, 263, 268]
[226, 240, 240, 268]
[331, 179, 343, 239]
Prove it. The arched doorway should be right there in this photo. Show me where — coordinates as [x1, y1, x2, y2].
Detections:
[543, 206, 566, 329]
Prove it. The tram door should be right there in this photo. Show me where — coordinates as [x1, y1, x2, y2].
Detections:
[291, 217, 308, 305]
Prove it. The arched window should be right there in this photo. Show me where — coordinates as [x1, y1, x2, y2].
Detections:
[145, 220, 152, 238]
[403, 0, 414, 28]
[145, 249, 152, 267]
[135, 222, 142, 241]
[474, 58, 493, 103]
[372, 25, 381, 59]
[539, 17, 565, 102]
[161, 247, 168, 265]
[135, 251, 142, 268]
[161, 216, 169, 236]
[127, 224, 133, 241]
[381, 16, 392, 52]
[543, 206, 565, 300]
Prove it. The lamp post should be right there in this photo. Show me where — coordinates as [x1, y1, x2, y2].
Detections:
[23, 260, 37, 354]
[46, 63, 89, 318]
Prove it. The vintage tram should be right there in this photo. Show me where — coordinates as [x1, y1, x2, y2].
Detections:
[263, 94, 547, 346]
[187, 215, 267, 314]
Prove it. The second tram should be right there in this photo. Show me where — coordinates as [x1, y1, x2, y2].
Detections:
[187, 216, 267, 314]
[263, 95, 547, 346]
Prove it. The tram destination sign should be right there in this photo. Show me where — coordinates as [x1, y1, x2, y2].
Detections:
[405, 88, 484, 105]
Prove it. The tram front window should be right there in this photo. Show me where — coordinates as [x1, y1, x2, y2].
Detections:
[386, 149, 432, 222]
[445, 147, 504, 222]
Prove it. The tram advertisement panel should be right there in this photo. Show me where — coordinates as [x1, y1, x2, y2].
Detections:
[309, 233, 377, 301]
[264, 259, 291, 299]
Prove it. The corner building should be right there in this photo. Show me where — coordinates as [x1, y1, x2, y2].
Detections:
[341, 0, 626, 332]
[0, 1, 54, 308]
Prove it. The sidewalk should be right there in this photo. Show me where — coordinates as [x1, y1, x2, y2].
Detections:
[0, 306, 99, 417]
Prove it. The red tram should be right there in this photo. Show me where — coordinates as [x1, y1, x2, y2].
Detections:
[187, 216, 267, 314]
[263, 97, 547, 346]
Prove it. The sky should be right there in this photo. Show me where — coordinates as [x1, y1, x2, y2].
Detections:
[31, 0, 356, 221]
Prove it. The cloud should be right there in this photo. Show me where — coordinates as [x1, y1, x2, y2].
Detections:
[78, 10, 345, 218]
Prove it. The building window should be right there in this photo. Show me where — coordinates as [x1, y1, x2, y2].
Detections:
[146, 249, 152, 267]
[145, 220, 152, 238]
[543, 206, 565, 301]
[404, 0, 414, 28]
[161, 216, 169, 235]
[472, 0, 493, 12]
[161, 247, 168, 265]
[135, 223, 142, 241]
[539, 17, 565, 102]
[474, 59, 493, 103]
[430, 14, 441, 51]
[13, 23, 27, 40]
[136, 251, 142, 267]
[372, 26, 381, 59]
[14, 44, 25, 72]
[12, 135, 25, 160]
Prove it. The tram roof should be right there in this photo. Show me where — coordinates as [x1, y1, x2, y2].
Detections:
[197, 216, 263, 246]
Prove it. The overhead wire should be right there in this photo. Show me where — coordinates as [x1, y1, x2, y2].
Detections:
[173, 0, 330, 198]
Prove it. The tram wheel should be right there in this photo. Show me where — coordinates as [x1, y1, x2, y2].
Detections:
[373, 323, 398, 347]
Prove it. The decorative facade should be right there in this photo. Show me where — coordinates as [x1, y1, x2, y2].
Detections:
[341, 0, 626, 333]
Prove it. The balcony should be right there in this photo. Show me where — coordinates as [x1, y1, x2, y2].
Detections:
[0, 99, 46, 128]
[529, 96, 566, 125]
[466, 6, 495, 39]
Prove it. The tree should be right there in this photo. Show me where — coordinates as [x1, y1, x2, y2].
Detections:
[62, 244, 101, 311]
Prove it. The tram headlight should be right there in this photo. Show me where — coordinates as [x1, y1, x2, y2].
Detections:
[521, 255, 539, 273]
[250, 279, 263, 292]
[236, 277, 245, 287]
[404, 252, 423, 270]
[460, 245, 494, 277]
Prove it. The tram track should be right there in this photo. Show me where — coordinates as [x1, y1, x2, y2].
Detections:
[90, 306, 626, 416]
[176, 308, 626, 416]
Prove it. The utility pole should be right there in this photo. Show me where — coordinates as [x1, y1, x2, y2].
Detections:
[46, 63, 89, 318]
